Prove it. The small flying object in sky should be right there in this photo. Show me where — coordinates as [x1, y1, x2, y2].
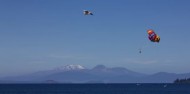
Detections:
[83, 10, 93, 15]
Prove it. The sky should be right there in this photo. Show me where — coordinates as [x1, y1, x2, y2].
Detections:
[0, 0, 190, 77]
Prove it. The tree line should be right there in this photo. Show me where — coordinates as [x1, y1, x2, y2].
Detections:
[174, 78, 190, 84]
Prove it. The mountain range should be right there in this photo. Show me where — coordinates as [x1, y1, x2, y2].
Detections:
[1, 64, 190, 83]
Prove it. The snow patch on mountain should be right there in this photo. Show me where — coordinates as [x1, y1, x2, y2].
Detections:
[54, 65, 85, 71]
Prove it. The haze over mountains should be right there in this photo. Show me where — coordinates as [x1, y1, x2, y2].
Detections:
[1, 65, 190, 83]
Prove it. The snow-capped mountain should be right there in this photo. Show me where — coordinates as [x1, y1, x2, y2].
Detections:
[54, 64, 85, 71]
[1, 65, 190, 83]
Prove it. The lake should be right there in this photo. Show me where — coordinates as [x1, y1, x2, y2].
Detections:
[0, 83, 189, 94]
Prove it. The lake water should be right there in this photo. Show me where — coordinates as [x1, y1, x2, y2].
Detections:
[0, 83, 189, 94]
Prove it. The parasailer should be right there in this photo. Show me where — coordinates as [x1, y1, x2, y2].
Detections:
[83, 10, 93, 15]
[138, 29, 160, 53]
[147, 29, 160, 43]
[139, 49, 142, 53]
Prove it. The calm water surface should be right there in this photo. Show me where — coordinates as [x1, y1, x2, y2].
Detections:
[0, 83, 189, 94]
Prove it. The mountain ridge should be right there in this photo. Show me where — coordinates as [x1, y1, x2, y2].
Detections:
[0, 64, 190, 83]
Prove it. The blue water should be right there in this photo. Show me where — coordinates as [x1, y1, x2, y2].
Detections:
[0, 84, 190, 94]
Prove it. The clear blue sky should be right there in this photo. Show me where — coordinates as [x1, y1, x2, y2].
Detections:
[0, 0, 190, 77]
